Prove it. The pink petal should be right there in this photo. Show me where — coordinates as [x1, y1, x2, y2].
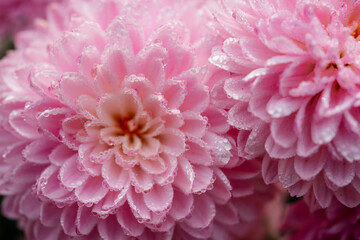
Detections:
[224, 76, 252, 101]
[29, 64, 59, 97]
[143, 184, 173, 213]
[59, 155, 88, 189]
[158, 128, 185, 157]
[127, 187, 151, 221]
[262, 155, 279, 184]
[37, 166, 73, 202]
[58, 72, 96, 108]
[49, 144, 75, 167]
[38, 108, 72, 139]
[239, 37, 275, 65]
[207, 169, 231, 204]
[106, 17, 144, 56]
[296, 103, 320, 157]
[191, 165, 214, 193]
[50, 32, 91, 72]
[324, 159, 355, 187]
[19, 190, 40, 220]
[169, 189, 194, 220]
[8, 109, 41, 138]
[248, 74, 277, 121]
[202, 106, 229, 134]
[313, 175, 333, 208]
[179, 76, 209, 113]
[183, 139, 213, 166]
[139, 157, 166, 175]
[76, 206, 99, 235]
[333, 124, 360, 161]
[151, 24, 194, 78]
[162, 80, 186, 109]
[101, 45, 133, 82]
[228, 102, 259, 130]
[294, 149, 326, 181]
[334, 184, 360, 208]
[180, 112, 207, 138]
[240, 123, 269, 159]
[98, 215, 126, 240]
[116, 202, 145, 237]
[311, 115, 341, 144]
[75, 177, 108, 204]
[22, 139, 57, 164]
[61, 205, 78, 237]
[214, 202, 239, 225]
[278, 158, 300, 188]
[78, 45, 101, 79]
[316, 82, 354, 117]
[173, 157, 194, 194]
[210, 49, 254, 74]
[129, 165, 154, 193]
[102, 157, 129, 190]
[184, 194, 215, 229]
[270, 115, 297, 148]
[135, 44, 166, 88]
[94, 64, 120, 94]
[266, 94, 304, 118]
[265, 135, 296, 159]
[40, 202, 62, 227]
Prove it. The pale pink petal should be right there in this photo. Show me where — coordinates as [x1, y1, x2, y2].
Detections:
[294, 149, 326, 181]
[325, 159, 355, 187]
[262, 155, 279, 184]
[61, 205, 78, 237]
[270, 115, 297, 148]
[101, 45, 133, 81]
[158, 128, 185, 157]
[143, 184, 173, 213]
[102, 157, 129, 190]
[116, 203, 145, 237]
[313, 175, 333, 208]
[183, 139, 213, 166]
[59, 155, 89, 189]
[191, 165, 214, 194]
[22, 139, 57, 164]
[75, 177, 108, 204]
[265, 135, 297, 159]
[229, 102, 259, 130]
[169, 189, 194, 220]
[58, 73, 96, 108]
[278, 158, 300, 188]
[162, 80, 186, 109]
[184, 194, 215, 229]
[76, 206, 99, 235]
[40, 202, 62, 227]
[135, 44, 166, 88]
[19, 190, 40, 220]
[173, 157, 194, 194]
[98, 215, 126, 240]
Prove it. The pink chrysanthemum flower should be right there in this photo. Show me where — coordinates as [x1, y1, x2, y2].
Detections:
[0, 0, 275, 239]
[0, 0, 61, 39]
[209, 0, 360, 208]
[281, 199, 360, 240]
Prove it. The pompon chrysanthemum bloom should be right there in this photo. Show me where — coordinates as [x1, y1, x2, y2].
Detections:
[0, 0, 61, 39]
[281, 199, 360, 240]
[209, 0, 360, 209]
[0, 0, 275, 239]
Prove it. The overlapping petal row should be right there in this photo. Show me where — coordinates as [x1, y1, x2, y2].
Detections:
[281, 199, 360, 240]
[0, 0, 61, 39]
[209, 0, 360, 208]
[0, 0, 275, 239]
